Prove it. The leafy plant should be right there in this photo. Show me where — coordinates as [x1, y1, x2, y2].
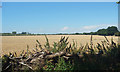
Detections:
[2, 35, 120, 71]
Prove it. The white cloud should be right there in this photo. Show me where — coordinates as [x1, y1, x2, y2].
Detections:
[61, 27, 69, 31]
[59, 24, 117, 33]
[82, 24, 117, 31]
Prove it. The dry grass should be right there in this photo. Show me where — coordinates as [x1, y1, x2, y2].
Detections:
[2, 35, 118, 55]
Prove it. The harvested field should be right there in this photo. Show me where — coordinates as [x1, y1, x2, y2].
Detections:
[2, 35, 119, 55]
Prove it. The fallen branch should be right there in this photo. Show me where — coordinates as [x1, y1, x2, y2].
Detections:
[4, 64, 12, 70]
[45, 51, 66, 59]
[62, 56, 69, 60]
[19, 62, 33, 70]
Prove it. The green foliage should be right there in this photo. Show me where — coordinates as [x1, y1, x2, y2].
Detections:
[75, 33, 79, 35]
[2, 36, 120, 71]
[71, 40, 78, 54]
[107, 26, 119, 35]
[50, 36, 69, 53]
[2, 33, 14, 36]
[1, 26, 119, 36]
[54, 57, 73, 70]
[21, 32, 27, 34]
[82, 26, 119, 36]
[52, 42, 58, 53]
[97, 26, 119, 36]
[12, 31, 17, 34]
[42, 36, 120, 70]
[44, 35, 51, 51]
[97, 29, 108, 35]
[114, 32, 120, 36]
[83, 32, 91, 35]
[43, 57, 73, 70]
[43, 60, 55, 70]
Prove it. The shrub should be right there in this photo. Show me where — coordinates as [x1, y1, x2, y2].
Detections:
[2, 36, 120, 71]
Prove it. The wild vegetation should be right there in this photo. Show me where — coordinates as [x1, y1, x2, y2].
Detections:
[1, 35, 120, 71]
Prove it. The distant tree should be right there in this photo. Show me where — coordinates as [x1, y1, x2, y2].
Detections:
[21, 32, 27, 34]
[2, 33, 13, 36]
[83, 33, 87, 35]
[92, 32, 97, 35]
[75, 33, 79, 35]
[90, 32, 97, 35]
[115, 32, 120, 36]
[12, 31, 17, 34]
[57, 33, 63, 35]
[83, 32, 90, 35]
[97, 29, 108, 35]
[107, 26, 119, 35]
[96, 26, 119, 36]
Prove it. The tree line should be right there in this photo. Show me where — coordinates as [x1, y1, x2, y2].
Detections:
[1, 26, 120, 36]
[80, 26, 120, 36]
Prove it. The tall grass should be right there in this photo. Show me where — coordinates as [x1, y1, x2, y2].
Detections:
[2, 35, 120, 71]
[39, 36, 120, 70]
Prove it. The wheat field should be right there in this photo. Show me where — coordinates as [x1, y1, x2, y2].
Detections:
[2, 35, 119, 55]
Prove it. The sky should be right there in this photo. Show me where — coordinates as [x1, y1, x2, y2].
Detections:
[2, 2, 118, 34]
[2, 0, 119, 2]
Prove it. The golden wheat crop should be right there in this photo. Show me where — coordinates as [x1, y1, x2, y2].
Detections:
[2, 35, 119, 55]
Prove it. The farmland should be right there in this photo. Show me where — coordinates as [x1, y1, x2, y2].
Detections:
[2, 35, 119, 55]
